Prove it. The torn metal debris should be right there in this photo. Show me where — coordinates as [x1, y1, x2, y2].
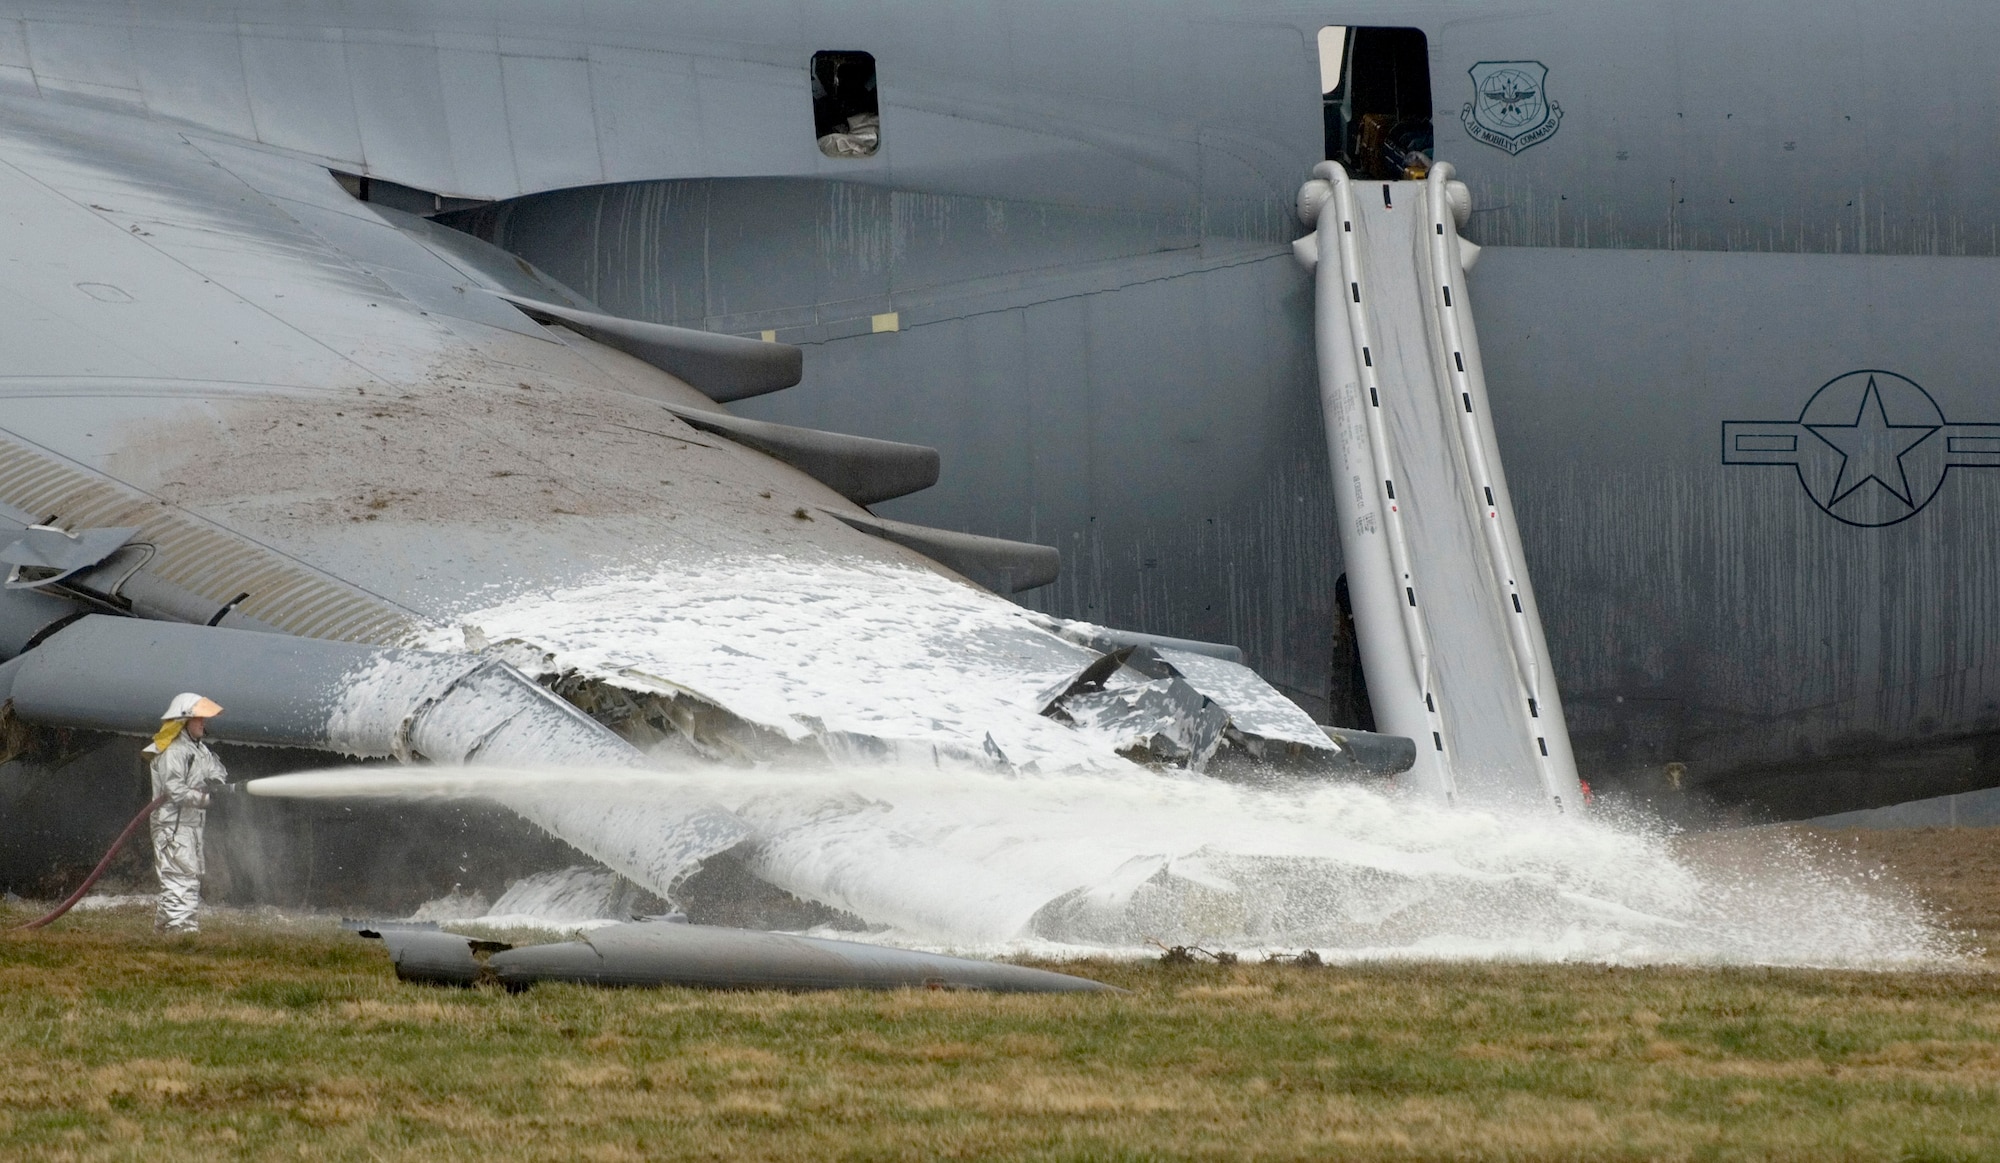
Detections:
[361, 921, 1116, 994]
[1039, 642, 1414, 776]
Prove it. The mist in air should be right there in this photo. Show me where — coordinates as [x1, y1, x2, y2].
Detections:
[249, 759, 1957, 968]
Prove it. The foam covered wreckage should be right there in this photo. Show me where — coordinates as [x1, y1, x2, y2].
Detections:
[1039, 643, 1415, 776]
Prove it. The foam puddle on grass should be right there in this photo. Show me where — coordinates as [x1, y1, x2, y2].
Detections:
[249, 761, 1961, 968]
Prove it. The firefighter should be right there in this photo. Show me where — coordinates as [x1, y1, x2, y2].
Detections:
[144, 693, 229, 933]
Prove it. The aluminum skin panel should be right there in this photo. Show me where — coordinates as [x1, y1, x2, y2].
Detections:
[131, 25, 257, 140]
[500, 46, 603, 191]
[239, 28, 364, 165]
[346, 38, 456, 195]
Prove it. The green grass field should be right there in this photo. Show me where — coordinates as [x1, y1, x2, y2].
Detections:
[5, 904, 2000, 1161]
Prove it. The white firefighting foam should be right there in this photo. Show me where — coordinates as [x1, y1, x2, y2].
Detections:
[314, 554, 1960, 966]
[251, 762, 1959, 967]
[421, 553, 1126, 770]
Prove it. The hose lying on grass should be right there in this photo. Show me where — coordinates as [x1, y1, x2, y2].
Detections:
[8, 792, 168, 932]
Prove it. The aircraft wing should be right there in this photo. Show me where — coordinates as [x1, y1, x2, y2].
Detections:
[0, 93, 1367, 898]
[0, 93, 857, 634]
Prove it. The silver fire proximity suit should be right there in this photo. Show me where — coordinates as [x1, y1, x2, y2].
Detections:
[149, 732, 229, 932]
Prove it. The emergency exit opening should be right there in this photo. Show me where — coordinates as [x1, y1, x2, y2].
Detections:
[1319, 26, 1432, 180]
[811, 50, 880, 158]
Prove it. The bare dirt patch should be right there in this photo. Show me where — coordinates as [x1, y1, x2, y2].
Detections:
[1793, 826, 2000, 948]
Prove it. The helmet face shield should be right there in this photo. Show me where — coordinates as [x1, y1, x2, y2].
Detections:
[160, 692, 225, 721]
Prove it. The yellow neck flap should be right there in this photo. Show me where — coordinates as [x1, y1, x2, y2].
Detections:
[148, 720, 185, 755]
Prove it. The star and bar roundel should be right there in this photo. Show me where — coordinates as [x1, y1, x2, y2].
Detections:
[1723, 370, 2000, 527]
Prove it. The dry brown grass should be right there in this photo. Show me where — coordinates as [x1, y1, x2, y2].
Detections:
[3, 903, 2000, 1160]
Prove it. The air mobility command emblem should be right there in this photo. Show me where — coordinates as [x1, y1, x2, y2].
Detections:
[1723, 370, 2000, 527]
[1462, 61, 1562, 155]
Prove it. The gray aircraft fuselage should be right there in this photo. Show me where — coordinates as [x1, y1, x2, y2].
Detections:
[4, 0, 1996, 817]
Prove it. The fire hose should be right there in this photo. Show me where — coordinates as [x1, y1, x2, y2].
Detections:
[8, 792, 169, 931]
